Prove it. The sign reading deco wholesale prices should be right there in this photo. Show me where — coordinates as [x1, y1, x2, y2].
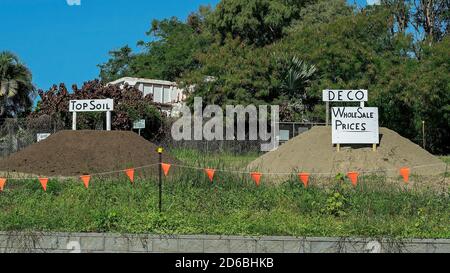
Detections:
[323, 89, 379, 145]
[331, 107, 379, 144]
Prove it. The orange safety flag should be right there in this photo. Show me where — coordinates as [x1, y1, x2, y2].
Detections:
[298, 173, 310, 187]
[161, 163, 171, 177]
[80, 175, 91, 189]
[0, 178, 6, 191]
[251, 172, 262, 187]
[204, 169, 215, 182]
[39, 178, 49, 191]
[125, 168, 135, 184]
[400, 167, 410, 183]
[347, 172, 359, 186]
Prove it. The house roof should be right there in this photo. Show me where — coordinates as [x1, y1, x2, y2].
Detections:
[108, 77, 177, 87]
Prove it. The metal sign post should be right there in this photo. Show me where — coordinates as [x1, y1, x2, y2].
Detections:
[133, 119, 146, 136]
[157, 147, 164, 213]
[106, 111, 111, 131]
[72, 112, 77, 130]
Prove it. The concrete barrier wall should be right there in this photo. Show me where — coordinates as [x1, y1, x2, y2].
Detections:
[0, 232, 448, 253]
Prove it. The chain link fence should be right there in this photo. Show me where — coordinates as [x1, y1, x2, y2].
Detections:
[0, 116, 326, 157]
[0, 117, 68, 157]
[157, 121, 327, 154]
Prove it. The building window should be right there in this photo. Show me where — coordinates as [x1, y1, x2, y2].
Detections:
[153, 85, 163, 103]
[143, 84, 153, 97]
[163, 86, 171, 103]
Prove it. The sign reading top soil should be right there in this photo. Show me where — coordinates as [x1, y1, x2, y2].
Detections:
[0, 130, 177, 177]
[69, 99, 114, 112]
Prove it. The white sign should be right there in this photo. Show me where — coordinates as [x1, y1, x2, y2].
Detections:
[37, 133, 51, 142]
[133, 119, 146, 129]
[323, 90, 368, 102]
[331, 107, 379, 144]
[279, 130, 290, 141]
[69, 99, 114, 112]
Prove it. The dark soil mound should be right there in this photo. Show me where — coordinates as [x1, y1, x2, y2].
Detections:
[0, 130, 178, 177]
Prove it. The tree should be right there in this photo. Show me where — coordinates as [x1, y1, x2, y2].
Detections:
[98, 46, 135, 83]
[410, 36, 450, 153]
[275, 55, 317, 119]
[96, 0, 449, 152]
[381, 0, 412, 34]
[0, 51, 35, 119]
[288, 0, 352, 29]
[413, 0, 449, 42]
[98, 9, 213, 82]
[32, 80, 164, 140]
[279, 5, 400, 93]
[133, 16, 213, 81]
[209, 0, 313, 46]
[180, 38, 283, 107]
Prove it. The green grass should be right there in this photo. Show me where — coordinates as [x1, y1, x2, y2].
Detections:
[170, 148, 259, 168]
[0, 172, 448, 238]
[440, 156, 450, 164]
[0, 150, 448, 239]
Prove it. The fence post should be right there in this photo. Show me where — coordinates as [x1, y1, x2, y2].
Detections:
[422, 121, 426, 149]
[157, 147, 163, 213]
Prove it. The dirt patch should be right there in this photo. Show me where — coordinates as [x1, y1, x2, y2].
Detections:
[0, 130, 178, 177]
[248, 127, 447, 180]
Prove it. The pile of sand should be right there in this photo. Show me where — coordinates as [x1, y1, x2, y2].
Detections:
[247, 127, 446, 179]
[0, 130, 177, 177]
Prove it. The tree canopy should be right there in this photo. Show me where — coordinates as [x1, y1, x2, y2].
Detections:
[32, 80, 164, 140]
[97, 0, 449, 153]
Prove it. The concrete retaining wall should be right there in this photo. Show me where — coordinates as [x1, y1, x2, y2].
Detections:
[0, 232, 448, 253]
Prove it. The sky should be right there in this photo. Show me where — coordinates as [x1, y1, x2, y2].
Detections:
[0, 0, 372, 91]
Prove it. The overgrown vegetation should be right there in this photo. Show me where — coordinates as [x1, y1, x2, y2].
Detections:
[0, 151, 448, 238]
[31, 80, 164, 139]
[98, 0, 450, 154]
[0, 51, 34, 119]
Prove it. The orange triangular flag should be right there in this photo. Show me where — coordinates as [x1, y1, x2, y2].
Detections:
[125, 168, 135, 184]
[251, 172, 262, 187]
[204, 169, 215, 182]
[161, 163, 171, 177]
[39, 178, 49, 191]
[298, 173, 310, 187]
[400, 167, 410, 183]
[80, 175, 91, 189]
[347, 172, 359, 186]
[0, 178, 6, 192]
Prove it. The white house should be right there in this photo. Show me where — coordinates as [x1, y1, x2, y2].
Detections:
[108, 77, 186, 117]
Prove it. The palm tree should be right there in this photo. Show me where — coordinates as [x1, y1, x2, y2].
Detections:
[281, 56, 317, 100]
[0, 51, 35, 118]
[275, 54, 317, 120]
